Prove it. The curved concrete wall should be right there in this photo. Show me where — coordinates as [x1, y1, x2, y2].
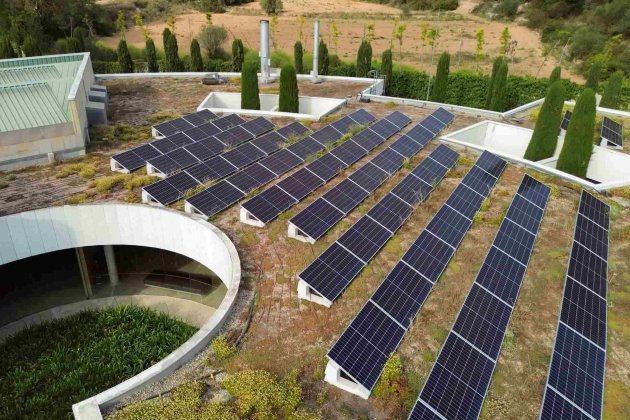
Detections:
[0, 204, 241, 419]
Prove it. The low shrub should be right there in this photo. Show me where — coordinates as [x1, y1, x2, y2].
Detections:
[210, 334, 236, 362]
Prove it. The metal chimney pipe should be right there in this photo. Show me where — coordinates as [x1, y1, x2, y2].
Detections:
[312, 19, 319, 83]
[260, 20, 270, 83]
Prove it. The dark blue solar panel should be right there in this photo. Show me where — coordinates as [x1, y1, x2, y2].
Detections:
[348, 163, 389, 192]
[412, 158, 450, 186]
[143, 179, 180, 205]
[579, 191, 610, 230]
[184, 141, 218, 162]
[476, 246, 526, 305]
[307, 153, 347, 181]
[431, 107, 455, 125]
[251, 131, 284, 154]
[366, 193, 413, 232]
[430, 144, 460, 169]
[390, 135, 424, 158]
[402, 232, 453, 283]
[330, 139, 368, 165]
[390, 175, 433, 207]
[223, 147, 255, 169]
[227, 163, 276, 193]
[311, 125, 343, 145]
[287, 136, 325, 159]
[328, 301, 405, 389]
[424, 205, 471, 248]
[351, 128, 386, 150]
[259, 149, 303, 176]
[197, 122, 221, 138]
[493, 219, 536, 266]
[181, 125, 207, 142]
[235, 142, 268, 164]
[406, 124, 435, 143]
[215, 125, 254, 147]
[182, 112, 208, 126]
[568, 242, 607, 298]
[462, 165, 499, 197]
[112, 150, 146, 172]
[241, 116, 274, 136]
[289, 198, 345, 240]
[276, 168, 324, 201]
[133, 144, 163, 162]
[212, 114, 245, 131]
[196, 136, 225, 156]
[475, 151, 507, 178]
[241, 186, 297, 223]
[370, 119, 399, 139]
[419, 115, 444, 134]
[517, 174, 551, 209]
[574, 214, 608, 260]
[505, 194, 545, 234]
[540, 387, 593, 420]
[151, 137, 179, 154]
[276, 121, 310, 139]
[331, 116, 358, 134]
[167, 171, 199, 193]
[347, 108, 377, 125]
[167, 132, 194, 148]
[560, 278, 607, 348]
[186, 157, 236, 183]
[322, 179, 370, 213]
[299, 243, 365, 300]
[370, 148, 405, 175]
[385, 111, 412, 129]
[147, 154, 181, 175]
[186, 181, 245, 216]
[166, 148, 199, 169]
[445, 184, 486, 220]
[337, 216, 393, 262]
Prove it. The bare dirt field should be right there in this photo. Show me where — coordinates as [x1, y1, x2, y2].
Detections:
[1, 77, 627, 418]
[100, 0, 581, 81]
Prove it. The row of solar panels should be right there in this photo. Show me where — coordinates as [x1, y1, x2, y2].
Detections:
[323, 151, 506, 397]
[540, 191, 610, 420]
[111, 110, 251, 172]
[142, 121, 311, 205]
[183, 110, 412, 218]
[241, 108, 455, 233]
[410, 175, 551, 419]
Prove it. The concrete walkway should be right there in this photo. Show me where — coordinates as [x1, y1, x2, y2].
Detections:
[0, 295, 215, 341]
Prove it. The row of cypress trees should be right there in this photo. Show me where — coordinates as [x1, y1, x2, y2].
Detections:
[241, 63, 299, 113]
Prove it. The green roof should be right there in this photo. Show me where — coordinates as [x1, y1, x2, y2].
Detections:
[0, 54, 87, 133]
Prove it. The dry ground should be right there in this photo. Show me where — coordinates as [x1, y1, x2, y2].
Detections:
[99, 0, 581, 81]
[1, 77, 628, 418]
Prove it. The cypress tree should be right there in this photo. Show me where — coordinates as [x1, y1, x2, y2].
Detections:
[294, 41, 304, 74]
[146, 38, 159, 72]
[381, 49, 393, 96]
[600, 70, 624, 110]
[241, 60, 260, 110]
[490, 61, 509, 112]
[549, 66, 561, 84]
[232, 39, 245, 72]
[485, 56, 503, 109]
[169, 33, 184, 71]
[163, 28, 174, 71]
[318, 40, 329, 75]
[0, 36, 16, 59]
[556, 88, 596, 178]
[523, 81, 566, 161]
[190, 39, 204, 71]
[22, 35, 41, 57]
[66, 37, 82, 53]
[279, 64, 299, 113]
[356, 40, 372, 78]
[430, 52, 450, 103]
[73, 27, 88, 51]
[585, 62, 601, 92]
[117, 39, 134, 73]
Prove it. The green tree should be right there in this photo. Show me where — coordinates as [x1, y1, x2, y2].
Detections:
[73, 27, 89, 51]
[499, 27, 511, 55]
[490, 61, 509, 111]
[232, 39, 245, 72]
[485, 56, 504, 109]
[201, 0, 225, 13]
[585, 62, 601, 92]
[294, 41, 304, 74]
[190, 39, 204, 71]
[556, 89, 596, 178]
[524, 81, 566, 161]
[22, 35, 41, 57]
[599, 70, 624, 109]
[381, 49, 393, 95]
[430, 52, 450, 103]
[198, 25, 228, 59]
[163, 28, 174, 71]
[260, 0, 283, 15]
[356, 40, 373, 78]
[279, 64, 299, 113]
[117, 39, 134, 73]
[318, 40, 329, 75]
[0, 37, 16, 59]
[549, 66, 561, 84]
[241, 61, 260, 110]
[65, 36, 82, 53]
[145, 38, 159, 72]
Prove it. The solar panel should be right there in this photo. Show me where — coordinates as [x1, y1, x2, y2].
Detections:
[287, 136, 325, 159]
[241, 186, 298, 223]
[147, 154, 180, 176]
[251, 131, 286, 154]
[351, 128, 387, 151]
[300, 146, 459, 304]
[311, 125, 344, 145]
[390, 135, 425, 158]
[226, 163, 275, 193]
[186, 157, 236, 183]
[307, 154, 347, 181]
[276, 168, 325, 200]
[370, 119, 400, 139]
[259, 149, 304, 176]
[241, 116, 275, 136]
[540, 191, 609, 420]
[324, 152, 505, 400]
[276, 121, 310, 139]
[560, 109, 572, 131]
[215, 125, 254, 147]
[186, 180, 246, 216]
[143, 179, 181, 205]
[331, 116, 359, 134]
[431, 107, 455, 125]
[410, 175, 550, 420]
[289, 198, 345, 240]
[601, 116, 623, 147]
[385, 110, 412, 129]
[212, 114, 245, 131]
[112, 149, 146, 172]
[197, 122, 222, 138]
[348, 108, 377, 125]
[348, 162, 390, 192]
[370, 148, 405, 175]
[166, 132, 194, 148]
[420, 115, 445, 134]
[330, 139, 368, 165]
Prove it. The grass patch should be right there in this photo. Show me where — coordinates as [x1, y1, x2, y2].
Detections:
[146, 111, 180, 125]
[0, 181, 8, 189]
[55, 163, 97, 179]
[89, 124, 151, 144]
[91, 174, 128, 193]
[0, 305, 196, 419]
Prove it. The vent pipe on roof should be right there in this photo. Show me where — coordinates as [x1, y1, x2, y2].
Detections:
[260, 20, 271, 83]
[312, 19, 322, 84]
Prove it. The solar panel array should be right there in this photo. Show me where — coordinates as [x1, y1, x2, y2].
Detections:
[410, 174, 551, 420]
[240, 111, 422, 225]
[600, 116, 623, 147]
[184, 109, 378, 217]
[299, 144, 460, 307]
[152, 109, 218, 137]
[540, 191, 609, 420]
[288, 108, 455, 241]
[561, 110, 572, 131]
[142, 121, 310, 205]
[146, 116, 275, 176]
[324, 152, 505, 395]
[111, 111, 247, 172]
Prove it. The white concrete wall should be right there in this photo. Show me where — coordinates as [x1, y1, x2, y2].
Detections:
[0, 203, 241, 419]
[197, 92, 346, 121]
